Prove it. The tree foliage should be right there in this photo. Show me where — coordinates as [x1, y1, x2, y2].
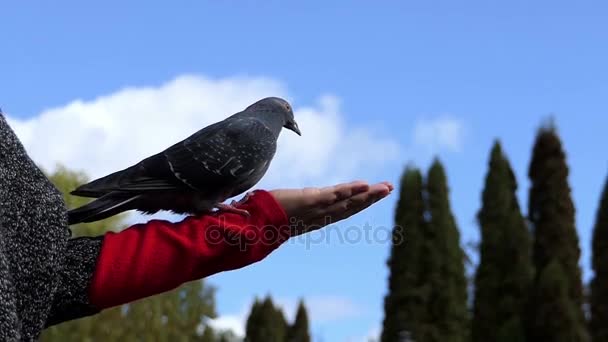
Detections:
[424, 159, 469, 342]
[44, 163, 127, 236]
[472, 141, 532, 342]
[245, 296, 288, 342]
[590, 174, 608, 341]
[381, 166, 427, 342]
[245, 296, 312, 342]
[287, 300, 311, 342]
[526, 123, 588, 341]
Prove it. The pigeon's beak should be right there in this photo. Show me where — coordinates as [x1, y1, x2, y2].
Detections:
[286, 120, 302, 136]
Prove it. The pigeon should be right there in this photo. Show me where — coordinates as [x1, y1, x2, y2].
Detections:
[67, 97, 301, 225]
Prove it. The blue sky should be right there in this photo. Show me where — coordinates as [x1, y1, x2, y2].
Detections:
[2, 1, 608, 341]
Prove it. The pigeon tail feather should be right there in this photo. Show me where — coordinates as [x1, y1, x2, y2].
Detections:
[67, 193, 141, 225]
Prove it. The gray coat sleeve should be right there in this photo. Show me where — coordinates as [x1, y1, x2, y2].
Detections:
[44, 235, 105, 328]
[2, 111, 113, 333]
[2, 111, 71, 340]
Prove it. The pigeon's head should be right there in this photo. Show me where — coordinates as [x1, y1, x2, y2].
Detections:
[247, 97, 301, 136]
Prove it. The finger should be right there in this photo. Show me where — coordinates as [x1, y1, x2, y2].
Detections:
[380, 181, 395, 192]
[294, 182, 391, 233]
[306, 191, 370, 227]
[346, 183, 391, 206]
[337, 186, 390, 220]
[317, 181, 369, 206]
[334, 181, 369, 202]
[317, 183, 388, 219]
[372, 182, 393, 195]
[330, 184, 391, 221]
[320, 180, 367, 194]
[307, 191, 379, 227]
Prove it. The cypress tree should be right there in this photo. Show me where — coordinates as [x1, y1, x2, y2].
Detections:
[590, 174, 608, 341]
[272, 303, 288, 342]
[381, 166, 427, 342]
[287, 300, 311, 342]
[472, 141, 532, 342]
[529, 261, 581, 342]
[245, 296, 287, 342]
[425, 159, 468, 342]
[526, 122, 588, 341]
[245, 299, 262, 342]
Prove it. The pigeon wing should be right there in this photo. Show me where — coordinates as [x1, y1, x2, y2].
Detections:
[70, 155, 185, 197]
[71, 121, 229, 197]
[72, 117, 277, 199]
[163, 117, 278, 196]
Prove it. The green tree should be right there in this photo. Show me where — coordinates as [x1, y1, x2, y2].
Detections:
[381, 166, 427, 342]
[201, 326, 218, 342]
[287, 300, 311, 342]
[472, 141, 532, 342]
[245, 296, 288, 342]
[526, 122, 588, 341]
[245, 299, 263, 341]
[119, 280, 217, 342]
[40, 164, 219, 341]
[44, 163, 127, 236]
[217, 330, 239, 342]
[424, 159, 468, 342]
[529, 261, 581, 342]
[41, 306, 126, 341]
[200, 325, 240, 342]
[590, 174, 608, 341]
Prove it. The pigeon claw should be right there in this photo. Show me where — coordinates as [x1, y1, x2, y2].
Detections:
[231, 191, 255, 206]
[216, 203, 251, 217]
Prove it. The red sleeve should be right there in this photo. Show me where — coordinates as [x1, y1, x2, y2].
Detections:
[88, 190, 290, 310]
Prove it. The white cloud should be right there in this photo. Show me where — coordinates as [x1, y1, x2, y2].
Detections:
[208, 312, 247, 337]
[6, 74, 400, 196]
[274, 295, 363, 323]
[413, 116, 465, 153]
[344, 324, 381, 342]
[207, 294, 363, 339]
[307, 295, 363, 322]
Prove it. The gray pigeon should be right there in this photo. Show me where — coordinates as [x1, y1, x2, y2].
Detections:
[67, 97, 301, 225]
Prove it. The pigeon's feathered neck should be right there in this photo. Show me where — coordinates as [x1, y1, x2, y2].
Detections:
[236, 109, 286, 137]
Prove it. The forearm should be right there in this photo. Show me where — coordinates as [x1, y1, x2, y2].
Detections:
[45, 190, 289, 326]
[88, 190, 290, 310]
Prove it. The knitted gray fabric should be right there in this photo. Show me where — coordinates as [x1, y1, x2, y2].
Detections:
[1, 113, 103, 341]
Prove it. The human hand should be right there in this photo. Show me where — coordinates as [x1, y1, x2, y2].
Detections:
[269, 180, 393, 236]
